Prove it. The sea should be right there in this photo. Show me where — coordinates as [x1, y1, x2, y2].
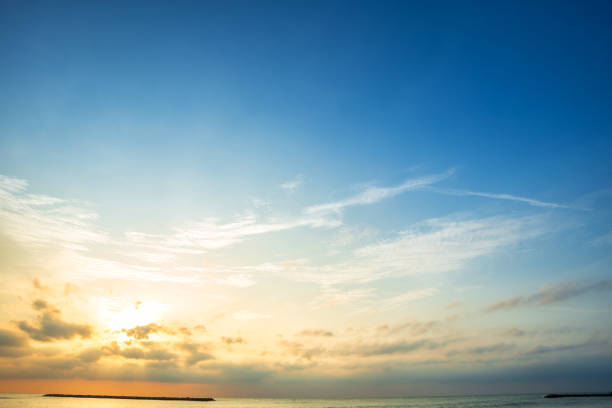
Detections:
[1, 394, 612, 408]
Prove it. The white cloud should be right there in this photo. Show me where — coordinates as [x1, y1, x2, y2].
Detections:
[0, 170, 458, 259]
[354, 216, 541, 276]
[280, 175, 303, 193]
[71, 254, 200, 284]
[305, 170, 455, 215]
[0, 173, 549, 289]
[381, 288, 439, 309]
[0, 175, 106, 250]
[123, 212, 341, 254]
[310, 287, 376, 308]
[0, 174, 28, 193]
[329, 226, 377, 248]
[259, 215, 544, 286]
[249, 197, 270, 210]
[426, 187, 570, 209]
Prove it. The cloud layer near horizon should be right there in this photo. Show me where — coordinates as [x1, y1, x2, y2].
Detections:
[0, 172, 610, 396]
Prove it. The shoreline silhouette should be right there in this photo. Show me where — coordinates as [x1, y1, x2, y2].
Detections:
[544, 393, 612, 398]
[43, 394, 215, 401]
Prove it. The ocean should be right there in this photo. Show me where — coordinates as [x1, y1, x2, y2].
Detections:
[1, 394, 611, 408]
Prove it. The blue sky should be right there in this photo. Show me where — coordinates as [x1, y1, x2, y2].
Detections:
[0, 0, 611, 396]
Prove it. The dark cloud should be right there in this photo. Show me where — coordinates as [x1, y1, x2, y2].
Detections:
[487, 296, 522, 312]
[31, 299, 59, 313]
[177, 341, 200, 354]
[274, 361, 317, 371]
[186, 352, 214, 366]
[79, 341, 185, 363]
[501, 327, 576, 339]
[0, 329, 28, 347]
[297, 329, 333, 337]
[0, 347, 31, 357]
[341, 339, 448, 357]
[18, 306, 92, 342]
[279, 340, 325, 361]
[221, 336, 245, 345]
[123, 323, 175, 339]
[376, 320, 439, 336]
[77, 348, 105, 363]
[0, 342, 611, 396]
[119, 347, 176, 361]
[469, 343, 516, 354]
[32, 299, 48, 311]
[146, 348, 176, 361]
[447, 343, 516, 357]
[198, 362, 273, 384]
[102, 341, 120, 355]
[38, 357, 82, 370]
[0, 329, 30, 357]
[523, 340, 609, 356]
[486, 280, 612, 312]
[176, 341, 215, 366]
[527, 281, 612, 304]
[146, 360, 179, 370]
[280, 337, 453, 360]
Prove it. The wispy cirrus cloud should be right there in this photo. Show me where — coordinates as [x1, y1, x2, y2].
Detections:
[376, 320, 440, 336]
[310, 287, 376, 308]
[0, 176, 206, 283]
[0, 175, 106, 250]
[280, 175, 303, 193]
[353, 215, 543, 278]
[425, 187, 570, 209]
[124, 171, 454, 255]
[123, 212, 341, 255]
[0, 172, 557, 290]
[380, 288, 439, 309]
[2, 170, 557, 263]
[312, 338, 455, 358]
[111, 171, 461, 259]
[305, 170, 455, 215]
[485, 280, 612, 312]
[70, 253, 200, 284]
[522, 340, 611, 356]
[247, 215, 545, 288]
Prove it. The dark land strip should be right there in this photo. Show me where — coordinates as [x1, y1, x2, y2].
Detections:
[545, 393, 612, 398]
[43, 394, 215, 401]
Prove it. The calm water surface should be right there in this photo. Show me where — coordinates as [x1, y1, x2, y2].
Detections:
[0, 394, 610, 408]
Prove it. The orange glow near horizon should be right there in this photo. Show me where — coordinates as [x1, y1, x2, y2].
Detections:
[0, 379, 218, 398]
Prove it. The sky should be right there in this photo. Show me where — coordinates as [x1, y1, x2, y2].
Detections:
[0, 0, 612, 398]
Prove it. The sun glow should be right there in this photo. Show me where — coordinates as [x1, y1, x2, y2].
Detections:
[97, 298, 165, 332]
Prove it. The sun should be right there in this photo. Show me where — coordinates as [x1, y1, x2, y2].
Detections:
[96, 298, 165, 335]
